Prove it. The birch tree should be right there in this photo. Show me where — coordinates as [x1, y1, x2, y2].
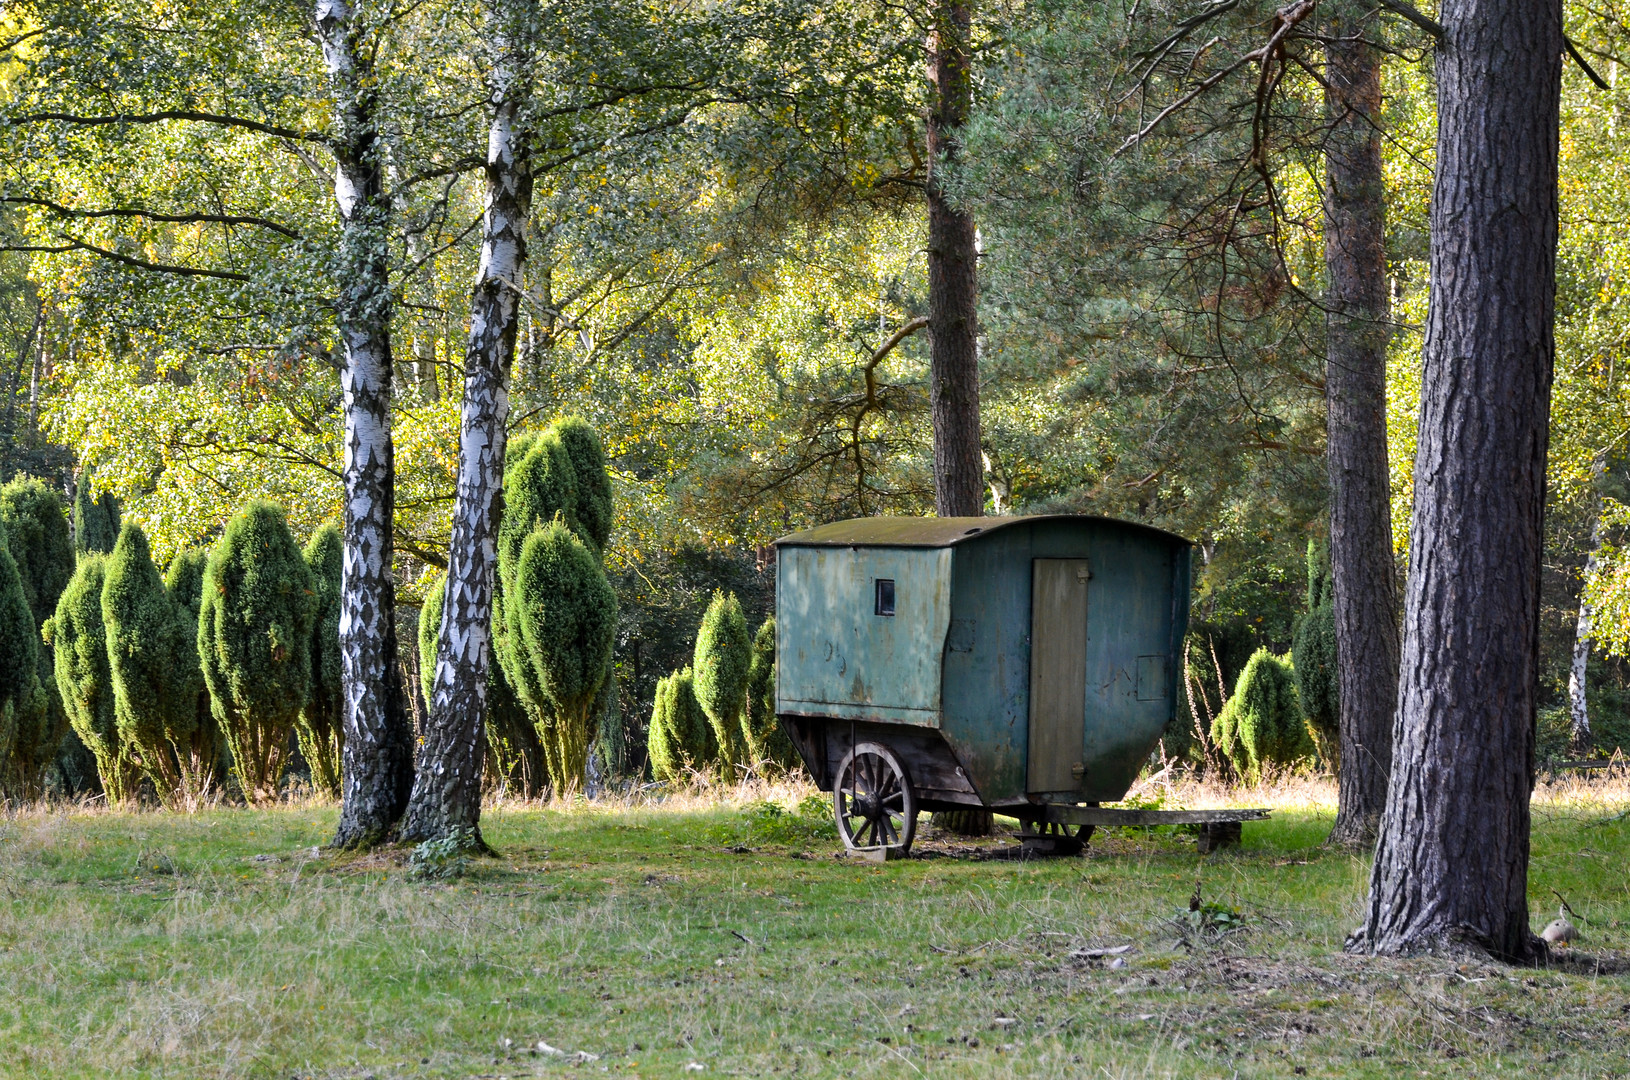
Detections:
[401, 0, 538, 846]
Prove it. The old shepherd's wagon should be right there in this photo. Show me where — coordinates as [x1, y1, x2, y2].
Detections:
[773, 515, 1267, 856]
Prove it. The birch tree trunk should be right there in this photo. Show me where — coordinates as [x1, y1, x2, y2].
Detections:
[1322, 5, 1399, 847]
[926, 0, 983, 518]
[399, 0, 535, 846]
[1360, 0, 1560, 962]
[1569, 485, 1604, 755]
[317, 0, 415, 849]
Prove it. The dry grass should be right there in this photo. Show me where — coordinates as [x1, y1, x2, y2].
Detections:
[1, 770, 1627, 1079]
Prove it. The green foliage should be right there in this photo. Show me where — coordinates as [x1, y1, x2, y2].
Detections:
[553, 416, 614, 555]
[511, 520, 618, 794]
[0, 525, 48, 783]
[45, 554, 138, 802]
[1291, 542, 1339, 768]
[164, 549, 209, 614]
[102, 523, 205, 802]
[693, 590, 751, 769]
[419, 571, 546, 797]
[741, 616, 793, 768]
[0, 477, 75, 630]
[1210, 648, 1311, 783]
[73, 485, 120, 556]
[298, 524, 345, 798]
[647, 667, 713, 781]
[198, 501, 316, 803]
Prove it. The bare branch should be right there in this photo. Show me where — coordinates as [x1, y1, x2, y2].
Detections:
[1376, 0, 1443, 39]
[1565, 35, 1612, 90]
[1, 237, 251, 281]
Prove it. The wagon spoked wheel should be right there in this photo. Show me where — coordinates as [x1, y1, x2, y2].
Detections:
[834, 742, 917, 854]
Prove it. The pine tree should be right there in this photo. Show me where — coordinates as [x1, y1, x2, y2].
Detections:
[72, 483, 120, 555]
[299, 524, 345, 799]
[43, 555, 138, 802]
[694, 590, 751, 771]
[510, 520, 617, 793]
[198, 501, 316, 803]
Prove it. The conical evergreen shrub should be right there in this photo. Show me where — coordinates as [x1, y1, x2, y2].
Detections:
[1210, 648, 1310, 783]
[1, 478, 75, 792]
[103, 523, 201, 802]
[0, 525, 47, 779]
[511, 520, 617, 794]
[553, 416, 614, 554]
[1291, 541, 1339, 768]
[419, 571, 546, 797]
[298, 524, 345, 798]
[694, 590, 750, 771]
[647, 667, 713, 781]
[44, 555, 139, 802]
[73, 484, 120, 555]
[165, 548, 219, 794]
[741, 616, 795, 768]
[198, 501, 316, 803]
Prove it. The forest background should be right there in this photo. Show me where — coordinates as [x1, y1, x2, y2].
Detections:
[3, 0, 1630, 779]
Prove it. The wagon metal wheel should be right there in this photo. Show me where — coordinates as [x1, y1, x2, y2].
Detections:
[833, 742, 917, 854]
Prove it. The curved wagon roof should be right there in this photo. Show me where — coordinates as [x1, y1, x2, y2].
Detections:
[774, 514, 1191, 549]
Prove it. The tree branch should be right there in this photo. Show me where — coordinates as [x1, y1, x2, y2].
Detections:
[6, 110, 331, 145]
[1565, 35, 1612, 90]
[1, 237, 251, 281]
[2, 196, 304, 239]
[1376, 0, 1443, 40]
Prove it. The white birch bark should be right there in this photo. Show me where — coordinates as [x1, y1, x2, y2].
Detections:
[1569, 486, 1604, 754]
[317, 0, 414, 848]
[400, 0, 536, 844]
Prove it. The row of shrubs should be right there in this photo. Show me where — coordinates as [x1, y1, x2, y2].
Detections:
[646, 591, 795, 780]
[0, 470, 344, 805]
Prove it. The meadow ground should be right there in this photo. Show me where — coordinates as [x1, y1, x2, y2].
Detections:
[1, 772, 1628, 1080]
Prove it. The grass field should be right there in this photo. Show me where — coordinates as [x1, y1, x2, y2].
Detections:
[1, 775, 1627, 1079]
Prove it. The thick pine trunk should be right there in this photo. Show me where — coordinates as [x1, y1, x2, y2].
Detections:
[400, 21, 533, 846]
[1321, 11, 1399, 847]
[1360, 0, 1560, 962]
[318, 0, 415, 849]
[926, 0, 982, 518]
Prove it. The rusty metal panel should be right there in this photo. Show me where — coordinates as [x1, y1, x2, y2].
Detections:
[775, 545, 952, 727]
[1028, 559, 1090, 791]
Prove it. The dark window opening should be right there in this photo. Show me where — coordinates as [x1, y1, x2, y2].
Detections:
[875, 579, 896, 616]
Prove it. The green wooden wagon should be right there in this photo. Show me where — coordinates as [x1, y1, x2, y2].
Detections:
[773, 515, 1268, 856]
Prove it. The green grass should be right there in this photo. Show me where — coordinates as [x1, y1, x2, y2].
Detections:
[1, 791, 1627, 1079]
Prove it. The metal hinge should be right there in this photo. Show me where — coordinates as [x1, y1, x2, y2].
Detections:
[1071, 762, 1086, 779]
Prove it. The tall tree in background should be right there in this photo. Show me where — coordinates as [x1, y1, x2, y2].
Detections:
[402, 0, 537, 844]
[1361, 0, 1561, 961]
[927, 0, 983, 517]
[315, 0, 415, 847]
[1320, 1, 1399, 846]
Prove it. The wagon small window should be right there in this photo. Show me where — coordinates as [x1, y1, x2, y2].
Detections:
[874, 578, 896, 616]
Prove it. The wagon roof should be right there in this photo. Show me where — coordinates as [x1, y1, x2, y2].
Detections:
[773, 514, 1191, 549]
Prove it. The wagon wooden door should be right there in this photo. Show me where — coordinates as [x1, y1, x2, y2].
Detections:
[1028, 559, 1090, 792]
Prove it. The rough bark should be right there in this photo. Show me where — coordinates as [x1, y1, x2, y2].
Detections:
[926, 0, 982, 517]
[400, 4, 534, 847]
[1360, 0, 1560, 962]
[318, 0, 415, 849]
[1322, 8, 1399, 848]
